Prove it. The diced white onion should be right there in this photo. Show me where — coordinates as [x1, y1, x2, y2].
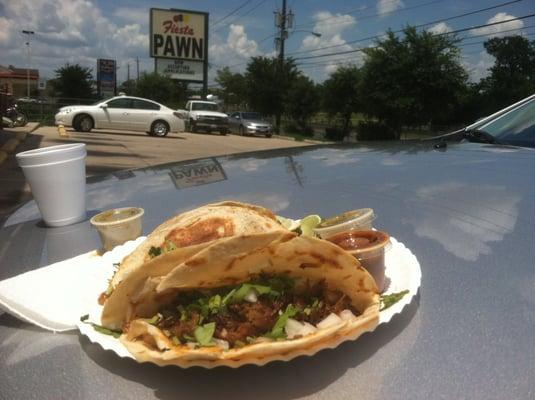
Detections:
[244, 289, 258, 303]
[186, 342, 197, 349]
[300, 322, 318, 336]
[340, 309, 357, 322]
[285, 319, 318, 339]
[316, 313, 343, 330]
[213, 339, 230, 351]
[284, 318, 305, 339]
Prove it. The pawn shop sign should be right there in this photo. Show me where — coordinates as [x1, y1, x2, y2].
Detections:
[150, 8, 208, 84]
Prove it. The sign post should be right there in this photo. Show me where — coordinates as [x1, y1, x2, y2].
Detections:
[150, 8, 209, 96]
[97, 59, 116, 99]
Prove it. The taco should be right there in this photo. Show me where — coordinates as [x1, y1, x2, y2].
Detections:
[115, 232, 380, 368]
[101, 201, 287, 302]
[101, 231, 291, 330]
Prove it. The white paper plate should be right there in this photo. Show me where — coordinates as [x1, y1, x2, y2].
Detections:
[77, 235, 421, 364]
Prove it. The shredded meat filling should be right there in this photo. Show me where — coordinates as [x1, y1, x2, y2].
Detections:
[151, 280, 358, 347]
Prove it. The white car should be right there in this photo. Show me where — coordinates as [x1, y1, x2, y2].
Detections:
[55, 95, 185, 137]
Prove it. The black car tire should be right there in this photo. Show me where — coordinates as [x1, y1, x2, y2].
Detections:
[151, 120, 169, 137]
[190, 119, 197, 133]
[75, 114, 94, 132]
[265, 133, 272, 138]
[219, 128, 227, 135]
[239, 125, 245, 136]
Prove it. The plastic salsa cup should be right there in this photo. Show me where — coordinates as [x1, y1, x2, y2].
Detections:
[314, 208, 375, 239]
[90, 207, 144, 251]
[326, 229, 390, 293]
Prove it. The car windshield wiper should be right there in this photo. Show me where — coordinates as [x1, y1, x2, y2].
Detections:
[462, 129, 502, 145]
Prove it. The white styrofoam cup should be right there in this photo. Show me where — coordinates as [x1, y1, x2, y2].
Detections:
[16, 143, 87, 227]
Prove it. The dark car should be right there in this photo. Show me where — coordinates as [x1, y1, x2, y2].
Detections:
[433, 94, 535, 148]
[228, 111, 273, 137]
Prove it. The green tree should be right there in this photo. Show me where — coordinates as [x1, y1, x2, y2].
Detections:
[50, 64, 94, 99]
[215, 67, 247, 110]
[322, 66, 361, 136]
[479, 35, 535, 112]
[134, 72, 188, 107]
[360, 26, 467, 133]
[244, 57, 299, 126]
[118, 79, 137, 96]
[285, 75, 319, 133]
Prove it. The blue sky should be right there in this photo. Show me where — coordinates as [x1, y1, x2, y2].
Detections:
[0, 0, 533, 87]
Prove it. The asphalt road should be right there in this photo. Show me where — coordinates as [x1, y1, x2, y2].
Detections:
[0, 125, 313, 224]
[36, 126, 313, 175]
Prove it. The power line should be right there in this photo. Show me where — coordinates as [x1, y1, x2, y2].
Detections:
[294, 0, 427, 29]
[295, 0, 445, 30]
[221, 9, 535, 72]
[295, 25, 535, 68]
[211, 0, 254, 29]
[286, 0, 524, 57]
[293, 12, 535, 61]
[212, 0, 269, 34]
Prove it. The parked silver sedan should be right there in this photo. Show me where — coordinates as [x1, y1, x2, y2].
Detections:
[228, 111, 273, 137]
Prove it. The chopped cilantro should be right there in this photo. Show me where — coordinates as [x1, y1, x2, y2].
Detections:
[208, 294, 222, 314]
[380, 290, 409, 311]
[231, 283, 278, 302]
[79, 315, 121, 338]
[265, 304, 298, 339]
[221, 288, 237, 305]
[148, 246, 162, 258]
[145, 313, 163, 325]
[194, 322, 216, 346]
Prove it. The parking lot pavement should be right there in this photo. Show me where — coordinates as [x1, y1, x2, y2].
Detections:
[0, 125, 312, 225]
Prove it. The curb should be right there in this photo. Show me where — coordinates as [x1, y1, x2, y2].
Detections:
[273, 134, 330, 144]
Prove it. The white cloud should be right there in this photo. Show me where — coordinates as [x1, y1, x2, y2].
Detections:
[310, 11, 355, 38]
[113, 7, 148, 25]
[297, 11, 358, 81]
[470, 12, 524, 38]
[209, 24, 259, 69]
[0, 0, 151, 81]
[427, 22, 452, 35]
[412, 182, 520, 261]
[378, 0, 404, 15]
[462, 50, 495, 82]
[0, 17, 14, 45]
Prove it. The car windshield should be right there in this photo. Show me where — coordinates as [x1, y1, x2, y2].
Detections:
[192, 102, 218, 111]
[475, 98, 535, 148]
[242, 112, 262, 120]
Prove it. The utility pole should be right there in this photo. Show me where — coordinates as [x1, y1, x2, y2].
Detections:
[22, 30, 35, 98]
[274, 1, 293, 133]
[136, 57, 139, 83]
[127, 62, 130, 81]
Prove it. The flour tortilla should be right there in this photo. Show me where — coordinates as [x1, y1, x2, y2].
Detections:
[108, 201, 287, 291]
[119, 234, 380, 368]
[102, 231, 293, 330]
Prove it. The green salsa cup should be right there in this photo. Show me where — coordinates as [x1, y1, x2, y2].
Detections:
[90, 207, 144, 251]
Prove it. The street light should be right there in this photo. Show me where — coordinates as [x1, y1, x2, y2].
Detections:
[292, 30, 322, 37]
[22, 30, 35, 98]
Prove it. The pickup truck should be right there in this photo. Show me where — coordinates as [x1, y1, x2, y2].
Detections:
[178, 100, 229, 134]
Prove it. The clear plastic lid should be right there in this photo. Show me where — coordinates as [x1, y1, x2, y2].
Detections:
[314, 208, 376, 238]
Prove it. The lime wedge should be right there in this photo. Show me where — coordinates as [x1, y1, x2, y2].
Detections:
[276, 215, 301, 231]
[300, 214, 322, 237]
